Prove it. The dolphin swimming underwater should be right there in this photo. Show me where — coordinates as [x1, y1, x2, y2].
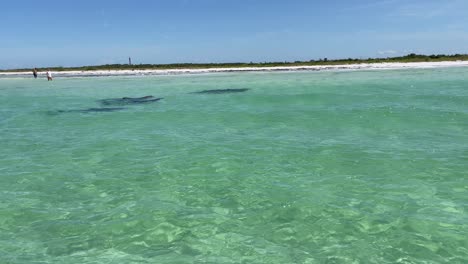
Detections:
[50, 95, 162, 115]
[98, 96, 163, 106]
[191, 88, 249, 94]
[54, 107, 127, 114]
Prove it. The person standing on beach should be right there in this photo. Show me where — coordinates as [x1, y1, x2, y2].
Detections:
[33, 68, 38, 78]
[46, 70, 53, 81]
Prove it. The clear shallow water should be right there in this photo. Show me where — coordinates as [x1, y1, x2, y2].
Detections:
[1, 68, 468, 263]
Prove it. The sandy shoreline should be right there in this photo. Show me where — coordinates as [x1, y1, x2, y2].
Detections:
[1, 61, 468, 78]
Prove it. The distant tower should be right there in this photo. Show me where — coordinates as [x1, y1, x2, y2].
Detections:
[129, 57, 132, 65]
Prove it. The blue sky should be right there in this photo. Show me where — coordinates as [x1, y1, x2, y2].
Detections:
[1, 0, 468, 69]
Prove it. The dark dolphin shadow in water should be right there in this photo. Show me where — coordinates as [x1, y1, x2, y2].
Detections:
[98, 96, 163, 106]
[49, 107, 127, 115]
[191, 88, 249, 94]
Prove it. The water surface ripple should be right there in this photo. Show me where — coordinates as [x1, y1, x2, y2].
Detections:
[1, 69, 467, 263]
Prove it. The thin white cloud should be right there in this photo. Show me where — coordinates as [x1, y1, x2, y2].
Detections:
[343, 0, 468, 21]
[378, 50, 398, 55]
[388, 0, 468, 19]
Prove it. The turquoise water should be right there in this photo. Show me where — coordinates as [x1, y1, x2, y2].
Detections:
[1, 68, 467, 263]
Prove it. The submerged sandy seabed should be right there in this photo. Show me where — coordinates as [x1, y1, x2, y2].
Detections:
[1, 61, 468, 77]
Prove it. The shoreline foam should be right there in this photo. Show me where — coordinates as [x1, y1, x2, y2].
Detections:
[1, 61, 468, 78]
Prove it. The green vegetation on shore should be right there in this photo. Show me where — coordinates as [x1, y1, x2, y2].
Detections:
[2, 53, 468, 72]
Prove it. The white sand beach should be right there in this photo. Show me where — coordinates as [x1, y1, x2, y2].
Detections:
[1, 61, 468, 77]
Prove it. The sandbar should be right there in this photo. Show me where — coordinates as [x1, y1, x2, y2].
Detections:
[1, 61, 468, 78]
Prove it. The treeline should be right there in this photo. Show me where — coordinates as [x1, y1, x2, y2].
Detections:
[2, 53, 468, 72]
